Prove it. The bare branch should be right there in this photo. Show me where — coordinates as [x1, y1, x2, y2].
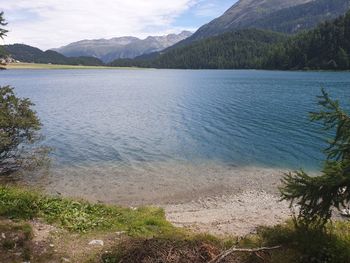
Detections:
[207, 245, 281, 263]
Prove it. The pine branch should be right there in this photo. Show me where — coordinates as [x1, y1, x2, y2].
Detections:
[281, 89, 350, 228]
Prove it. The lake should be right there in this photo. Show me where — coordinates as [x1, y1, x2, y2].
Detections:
[1, 69, 349, 204]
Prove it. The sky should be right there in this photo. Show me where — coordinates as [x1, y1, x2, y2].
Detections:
[0, 0, 236, 50]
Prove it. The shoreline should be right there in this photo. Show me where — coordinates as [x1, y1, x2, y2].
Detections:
[13, 163, 315, 236]
[4, 62, 140, 70]
[164, 190, 292, 236]
[5, 63, 349, 72]
[24, 164, 293, 206]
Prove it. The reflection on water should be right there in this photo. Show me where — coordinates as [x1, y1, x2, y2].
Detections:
[27, 161, 291, 205]
[0, 69, 349, 203]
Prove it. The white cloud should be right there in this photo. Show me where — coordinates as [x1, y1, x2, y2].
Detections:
[0, 0, 198, 49]
[193, 0, 236, 18]
[194, 2, 220, 17]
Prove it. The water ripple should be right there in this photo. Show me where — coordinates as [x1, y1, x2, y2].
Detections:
[1, 69, 349, 171]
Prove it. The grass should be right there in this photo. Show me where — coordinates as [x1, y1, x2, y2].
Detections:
[0, 221, 32, 262]
[1, 185, 350, 262]
[0, 186, 176, 235]
[239, 220, 350, 263]
[101, 221, 350, 263]
[4, 62, 139, 70]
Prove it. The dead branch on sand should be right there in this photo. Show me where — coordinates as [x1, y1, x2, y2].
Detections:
[207, 245, 281, 263]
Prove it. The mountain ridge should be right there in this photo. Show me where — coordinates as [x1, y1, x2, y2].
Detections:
[4, 44, 104, 66]
[175, 0, 350, 47]
[53, 31, 192, 63]
[109, 10, 350, 70]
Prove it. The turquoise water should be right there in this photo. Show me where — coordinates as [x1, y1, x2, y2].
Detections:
[1, 69, 349, 171]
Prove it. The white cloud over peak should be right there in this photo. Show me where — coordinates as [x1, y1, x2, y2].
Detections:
[0, 0, 198, 49]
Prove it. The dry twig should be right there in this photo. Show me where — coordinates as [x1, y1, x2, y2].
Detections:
[207, 245, 281, 263]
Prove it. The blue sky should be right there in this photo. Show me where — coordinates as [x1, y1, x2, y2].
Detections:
[0, 0, 237, 50]
[174, 0, 235, 28]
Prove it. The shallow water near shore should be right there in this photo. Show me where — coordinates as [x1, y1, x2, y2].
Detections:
[1, 69, 350, 204]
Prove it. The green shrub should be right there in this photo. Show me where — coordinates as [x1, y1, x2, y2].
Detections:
[0, 186, 175, 235]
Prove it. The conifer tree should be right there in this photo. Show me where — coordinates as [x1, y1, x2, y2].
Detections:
[0, 11, 8, 68]
[281, 89, 350, 227]
[336, 48, 349, 69]
[0, 11, 7, 39]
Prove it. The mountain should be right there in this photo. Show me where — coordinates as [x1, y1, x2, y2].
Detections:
[110, 11, 350, 70]
[178, 0, 350, 46]
[264, 11, 350, 70]
[247, 0, 350, 33]
[4, 44, 104, 66]
[53, 31, 192, 63]
[110, 29, 286, 69]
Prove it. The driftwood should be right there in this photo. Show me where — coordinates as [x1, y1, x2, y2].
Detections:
[207, 245, 281, 263]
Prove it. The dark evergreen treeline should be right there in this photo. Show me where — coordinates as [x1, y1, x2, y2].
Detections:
[4, 44, 104, 66]
[110, 30, 286, 69]
[0, 47, 6, 59]
[110, 11, 350, 70]
[266, 11, 350, 70]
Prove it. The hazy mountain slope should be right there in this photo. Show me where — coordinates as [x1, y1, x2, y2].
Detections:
[109, 29, 286, 69]
[248, 0, 350, 33]
[4, 44, 104, 66]
[190, 0, 312, 41]
[52, 37, 139, 59]
[54, 31, 192, 63]
[110, 10, 350, 70]
[177, 0, 349, 46]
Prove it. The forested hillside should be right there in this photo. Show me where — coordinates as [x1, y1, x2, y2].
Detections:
[0, 47, 6, 59]
[265, 10, 350, 70]
[54, 31, 192, 63]
[110, 29, 286, 69]
[177, 0, 349, 47]
[110, 11, 350, 70]
[4, 44, 104, 66]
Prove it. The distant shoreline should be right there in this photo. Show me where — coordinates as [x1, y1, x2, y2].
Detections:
[15, 164, 307, 236]
[4, 62, 140, 70]
[5, 63, 349, 72]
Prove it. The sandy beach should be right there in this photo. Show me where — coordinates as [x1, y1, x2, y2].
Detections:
[29, 163, 288, 204]
[17, 162, 308, 236]
[165, 190, 292, 236]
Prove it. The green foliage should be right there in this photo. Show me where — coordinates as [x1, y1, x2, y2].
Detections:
[0, 86, 42, 174]
[336, 48, 349, 69]
[281, 89, 350, 227]
[185, 0, 349, 45]
[0, 186, 176, 235]
[102, 220, 350, 263]
[266, 11, 350, 70]
[255, 221, 350, 263]
[0, 11, 8, 66]
[110, 29, 286, 69]
[0, 11, 8, 39]
[111, 10, 350, 70]
[3, 186, 350, 262]
[4, 44, 105, 66]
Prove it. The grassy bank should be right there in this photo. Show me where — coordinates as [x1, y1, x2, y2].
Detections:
[4, 63, 138, 70]
[0, 186, 175, 235]
[0, 185, 350, 262]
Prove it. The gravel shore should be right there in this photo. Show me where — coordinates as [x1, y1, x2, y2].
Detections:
[165, 190, 292, 236]
[19, 162, 315, 236]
